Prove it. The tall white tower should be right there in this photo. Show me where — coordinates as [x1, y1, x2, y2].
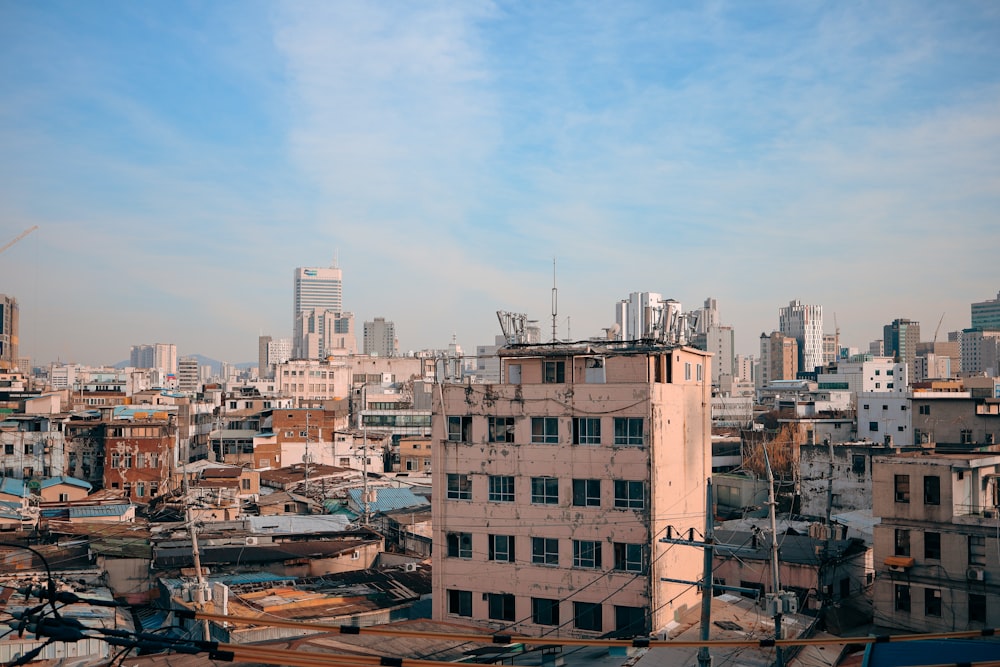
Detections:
[293, 265, 344, 357]
[779, 300, 824, 373]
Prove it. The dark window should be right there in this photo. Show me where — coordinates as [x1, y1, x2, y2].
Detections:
[3, 444, 12, 455]
[895, 474, 910, 503]
[573, 417, 602, 445]
[488, 475, 514, 502]
[924, 476, 940, 505]
[488, 417, 515, 443]
[961, 429, 973, 445]
[532, 537, 558, 565]
[969, 593, 987, 623]
[446, 473, 471, 500]
[894, 529, 910, 557]
[543, 360, 565, 383]
[614, 480, 645, 509]
[924, 532, 941, 560]
[573, 540, 602, 568]
[572, 479, 601, 507]
[488, 593, 515, 621]
[614, 606, 648, 637]
[488, 534, 514, 562]
[613, 418, 644, 446]
[532, 598, 559, 626]
[852, 455, 866, 475]
[919, 404, 930, 415]
[924, 588, 942, 617]
[573, 602, 602, 631]
[613, 543, 644, 572]
[894, 584, 911, 612]
[531, 477, 558, 504]
[869, 421, 879, 432]
[446, 532, 472, 559]
[447, 589, 472, 617]
[531, 417, 559, 444]
[447, 416, 472, 442]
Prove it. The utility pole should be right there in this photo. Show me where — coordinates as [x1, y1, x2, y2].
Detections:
[304, 410, 311, 498]
[186, 506, 210, 641]
[762, 445, 796, 667]
[697, 479, 715, 667]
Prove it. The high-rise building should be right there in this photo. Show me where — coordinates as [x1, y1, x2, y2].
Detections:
[129, 343, 177, 375]
[258, 335, 293, 379]
[296, 310, 356, 358]
[884, 319, 921, 385]
[971, 290, 1000, 330]
[758, 331, 798, 388]
[363, 317, 397, 357]
[177, 357, 200, 394]
[0, 295, 19, 371]
[293, 265, 344, 357]
[432, 341, 711, 637]
[778, 300, 824, 373]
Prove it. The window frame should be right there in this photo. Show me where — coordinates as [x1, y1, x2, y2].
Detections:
[894, 584, 911, 613]
[531, 477, 559, 505]
[613, 542, 645, 573]
[573, 539, 602, 569]
[488, 416, 515, 443]
[531, 537, 559, 566]
[924, 588, 942, 617]
[488, 593, 515, 621]
[924, 531, 941, 560]
[613, 418, 644, 446]
[447, 589, 472, 617]
[572, 479, 601, 507]
[447, 416, 473, 443]
[488, 475, 515, 503]
[446, 473, 472, 501]
[488, 534, 515, 563]
[923, 475, 941, 505]
[573, 601, 603, 632]
[894, 529, 910, 557]
[894, 474, 910, 503]
[543, 360, 566, 383]
[614, 480, 645, 510]
[532, 597, 560, 626]
[573, 417, 602, 445]
[531, 417, 559, 444]
[446, 531, 472, 559]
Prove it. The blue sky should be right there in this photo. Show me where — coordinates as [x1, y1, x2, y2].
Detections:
[1, 1, 998, 366]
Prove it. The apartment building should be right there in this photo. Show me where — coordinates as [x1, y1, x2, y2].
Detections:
[103, 414, 176, 501]
[873, 451, 1000, 632]
[432, 342, 711, 638]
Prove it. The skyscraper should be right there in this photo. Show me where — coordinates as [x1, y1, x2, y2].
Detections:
[363, 317, 397, 357]
[0, 295, 19, 371]
[293, 265, 345, 358]
[971, 290, 1000, 330]
[884, 318, 920, 384]
[778, 300, 824, 373]
[129, 343, 177, 374]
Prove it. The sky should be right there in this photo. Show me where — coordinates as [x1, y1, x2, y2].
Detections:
[1, 1, 998, 367]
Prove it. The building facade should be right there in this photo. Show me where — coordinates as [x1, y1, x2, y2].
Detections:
[363, 317, 397, 357]
[293, 265, 344, 357]
[759, 331, 798, 388]
[129, 343, 177, 375]
[873, 451, 1000, 632]
[884, 319, 921, 386]
[779, 300, 824, 373]
[0, 295, 18, 371]
[431, 342, 711, 638]
[971, 290, 1000, 330]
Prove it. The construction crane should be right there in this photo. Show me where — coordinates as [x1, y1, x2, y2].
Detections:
[0, 226, 38, 255]
[933, 312, 945, 345]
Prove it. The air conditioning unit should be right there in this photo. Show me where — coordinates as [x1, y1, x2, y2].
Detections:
[967, 568, 986, 581]
[245, 536, 259, 546]
[404, 562, 417, 572]
[888, 565, 907, 573]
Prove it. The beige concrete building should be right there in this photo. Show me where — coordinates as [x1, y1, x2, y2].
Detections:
[873, 450, 1000, 632]
[431, 342, 711, 638]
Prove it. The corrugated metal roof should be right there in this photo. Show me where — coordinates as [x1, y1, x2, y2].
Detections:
[69, 504, 132, 518]
[347, 487, 428, 514]
[0, 478, 27, 498]
[39, 476, 93, 491]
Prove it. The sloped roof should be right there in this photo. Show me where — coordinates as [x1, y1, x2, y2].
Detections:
[347, 486, 429, 514]
[39, 476, 93, 491]
[69, 503, 133, 519]
[0, 477, 27, 498]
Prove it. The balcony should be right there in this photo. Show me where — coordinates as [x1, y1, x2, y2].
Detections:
[953, 503, 1000, 526]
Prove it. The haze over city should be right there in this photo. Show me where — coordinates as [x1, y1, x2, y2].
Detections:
[2, 1, 998, 366]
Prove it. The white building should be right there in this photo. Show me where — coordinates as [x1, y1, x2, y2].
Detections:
[857, 393, 912, 446]
[960, 328, 1000, 377]
[297, 309, 357, 359]
[614, 292, 679, 342]
[129, 343, 177, 375]
[177, 357, 200, 394]
[293, 265, 344, 357]
[816, 357, 908, 400]
[779, 300, 824, 373]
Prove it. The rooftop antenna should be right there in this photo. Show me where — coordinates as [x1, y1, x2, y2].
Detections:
[332, 249, 339, 269]
[551, 258, 558, 343]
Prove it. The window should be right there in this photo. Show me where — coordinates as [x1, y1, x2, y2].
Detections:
[136, 482, 145, 498]
[446, 532, 472, 559]
[572, 479, 601, 507]
[961, 429, 973, 445]
[489, 535, 515, 562]
[242, 478, 251, 490]
[531, 477, 559, 505]
[574, 602, 602, 631]
[852, 455, 866, 475]
[969, 535, 986, 566]
[3, 444, 12, 455]
[58, 493, 69, 502]
[149, 453, 159, 468]
[573, 417, 601, 445]
[149, 481, 158, 496]
[488, 593, 515, 621]
[895, 474, 910, 503]
[489, 475, 514, 502]
[135, 453, 145, 469]
[613, 418, 644, 446]
[573, 540, 602, 568]
[447, 589, 472, 617]
[924, 532, 941, 560]
[894, 584, 911, 612]
[613, 543, 644, 573]
[531, 417, 559, 444]
[447, 416, 472, 442]
[924, 588, 942, 617]
[111, 452, 120, 468]
[685, 362, 692, 381]
[123, 453, 132, 469]
[532, 598, 560, 626]
[869, 422, 879, 432]
[882, 404, 889, 411]
[543, 360, 565, 383]
[23, 443, 32, 454]
[923, 476, 940, 505]
[446, 474, 472, 500]
[696, 364, 703, 382]
[532, 537, 558, 565]
[919, 404, 930, 415]
[489, 417, 515, 443]
[969, 593, 987, 623]
[614, 480, 645, 510]
[894, 529, 910, 557]
[615, 606, 647, 637]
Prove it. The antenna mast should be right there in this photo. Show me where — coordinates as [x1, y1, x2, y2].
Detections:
[551, 258, 558, 343]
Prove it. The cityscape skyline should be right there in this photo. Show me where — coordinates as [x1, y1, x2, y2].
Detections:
[2, 2, 998, 366]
